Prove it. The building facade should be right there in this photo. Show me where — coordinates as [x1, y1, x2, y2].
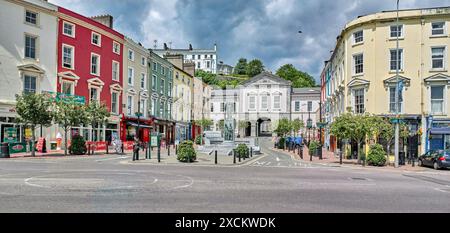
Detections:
[0, 0, 58, 146]
[217, 61, 234, 75]
[171, 64, 194, 142]
[322, 7, 450, 156]
[56, 7, 124, 144]
[149, 51, 174, 144]
[121, 37, 150, 142]
[192, 76, 212, 138]
[209, 72, 321, 138]
[153, 43, 217, 74]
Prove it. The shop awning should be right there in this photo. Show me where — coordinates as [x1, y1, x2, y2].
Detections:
[430, 127, 450, 135]
[127, 122, 152, 128]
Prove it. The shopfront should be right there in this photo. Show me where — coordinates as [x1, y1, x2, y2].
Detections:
[428, 119, 450, 151]
[120, 115, 153, 143]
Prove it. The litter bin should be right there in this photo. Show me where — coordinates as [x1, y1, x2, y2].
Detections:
[1, 142, 10, 158]
[50, 141, 57, 151]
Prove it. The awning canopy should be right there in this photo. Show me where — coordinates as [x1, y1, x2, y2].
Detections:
[430, 127, 450, 135]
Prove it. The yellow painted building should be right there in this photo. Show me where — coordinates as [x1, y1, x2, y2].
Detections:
[172, 65, 194, 141]
[323, 7, 450, 157]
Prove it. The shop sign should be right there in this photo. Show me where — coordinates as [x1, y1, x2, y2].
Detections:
[4, 127, 18, 143]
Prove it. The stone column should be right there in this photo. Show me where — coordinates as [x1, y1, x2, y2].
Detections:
[250, 121, 257, 137]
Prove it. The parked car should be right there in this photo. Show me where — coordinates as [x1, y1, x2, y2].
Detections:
[418, 150, 450, 170]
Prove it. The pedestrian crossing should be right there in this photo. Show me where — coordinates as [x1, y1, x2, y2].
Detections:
[247, 160, 323, 168]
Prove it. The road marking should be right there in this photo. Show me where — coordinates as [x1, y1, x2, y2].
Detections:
[276, 157, 280, 162]
[96, 156, 128, 162]
[24, 177, 48, 188]
[172, 175, 194, 190]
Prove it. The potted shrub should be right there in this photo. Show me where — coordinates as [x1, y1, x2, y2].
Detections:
[308, 140, 321, 156]
[69, 135, 87, 155]
[236, 143, 249, 158]
[194, 135, 202, 145]
[177, 140, 197, 162]
[367, 144, 386, 166]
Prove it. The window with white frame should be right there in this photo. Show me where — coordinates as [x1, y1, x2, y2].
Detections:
[307, 101, 312, 112]
[62, 44, 74, 69]
[141, 57, 146, 66]
[127, 95, 133, 115]
[210, 103, 214, 112]
[353, 30, 363, 44]
[112, 61, 119, 81]
[261, 95, 268, 109]
[151, 98, 156, 116]
[220, 103, 225, 112]
[140, 73, 146, 89]
[353, 54, 364, 75]
[61, 81, 73, 95]
[390, 49, 403, 71]
[390, 25, 403, 38]
[432, 22, 445, 36]
[152, 62, 157, 71]
[207, 61, 210, 68]
[111, 92, 118, 114]
[25, 35, 37, 59]
[432, 47, 445, 69]
[168, 103, 172, 119]
[431, 85, 445, 114]
[90, 88, 99, 102]
[152, 75, 157, 90]
[168, 82, 172, 96]
[90, 53, 100, 75]
[354, 88, 365, 114]
[128, 49, 134, 61]
[389, 86, 403, 113]
[273, 95, 281, 109]
[197, 62, 201, 69]
[161, 66, 165, 75]
[25, 10, 38, 25]
[113, 41, 120, 54]
[295, 101, 300, 112]
[91, 32, 101, 46]
[63, 21, 75, 37]
[140, 99, 146, 117]
[160, 79, 165, 94]
[23, 75, 36, 94]
[249, 96, 256, 110]
[159, 100, 164, 117]
[128, 67, 134, 85]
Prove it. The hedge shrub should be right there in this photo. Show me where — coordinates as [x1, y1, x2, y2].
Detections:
[69, 135, 87, 155]
[367, 144, 386, 166]
[177, 140, 197, 162]
[278, 138, 286, 149]
[308, 140, 321, 156]
[236, 143, 249, 158]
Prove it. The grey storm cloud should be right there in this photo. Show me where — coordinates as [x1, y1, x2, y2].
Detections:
[50, 0, 450, 82]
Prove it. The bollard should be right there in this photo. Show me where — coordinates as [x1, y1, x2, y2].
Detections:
[87, 144, 91, 155]
[145, 144, 148, 158]
[157, 143, 161, 163]
[339, 151, 343, 165]
[168, 145, 170, 156]
[106, 142, 109, 154]
[250, 147, 253, 158]
[215, 150, 217, 164]
[121, 143, 124, 154]
[300, 146, 303, 159]
[0, 142, 10, 158]
[175, 145, 178, 155]
[238, 151, 241, 162]
[310, 149, 312, 162]
[233, 149, 236, 164]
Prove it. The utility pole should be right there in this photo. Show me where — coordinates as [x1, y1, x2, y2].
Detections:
[394, 0, 400, 168]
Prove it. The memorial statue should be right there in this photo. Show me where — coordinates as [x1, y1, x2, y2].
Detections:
[224, 102, 235, 142]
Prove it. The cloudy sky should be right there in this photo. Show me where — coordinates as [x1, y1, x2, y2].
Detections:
[49, 0, 450, 81]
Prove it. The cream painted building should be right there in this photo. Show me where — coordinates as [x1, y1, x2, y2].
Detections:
[172, 65, 194, 141]
[122, 37, 150, 140]
[193, 76, 212, 122]
[323, 7, 450, 156]
[0, 0, 58, 146]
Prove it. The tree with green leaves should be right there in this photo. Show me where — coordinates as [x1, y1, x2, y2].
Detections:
[234, 58, 248, 75]
[274, 118, 291, 137]
[291, 118, 304, 136]
[195, 69, 218, 85]
[276, 64, 316, 88]
[194, 119, 213, 145]
[246, 59, 265, 77]
[330, 113, 353, 158]
[86, 101, 110, 142]
[15, 93, 53, 156]
[53, 97, 89, 155]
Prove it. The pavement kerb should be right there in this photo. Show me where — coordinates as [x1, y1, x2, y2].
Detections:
[120, 152, 266, 167]
[267, 146, 443, 174]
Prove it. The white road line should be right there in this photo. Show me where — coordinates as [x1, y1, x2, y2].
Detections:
[96, 156, 128, 162]
[276, 157, 280, 162]
[172, 175, 194, 190]
[24, 177, 48, 188]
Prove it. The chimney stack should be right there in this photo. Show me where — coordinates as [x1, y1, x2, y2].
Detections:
[189, 44, 193, 50]
[90, 14, 114, 29]
[164, 43, 168, 50]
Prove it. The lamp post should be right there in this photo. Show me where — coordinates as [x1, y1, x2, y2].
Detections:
[135, 90, 143, 161]
[318, 101, 323, 160]
[394, 0, 400, 168]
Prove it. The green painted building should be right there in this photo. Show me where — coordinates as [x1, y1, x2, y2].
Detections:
[149, 51, 174, 143]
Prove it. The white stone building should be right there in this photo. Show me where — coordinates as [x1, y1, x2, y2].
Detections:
[209, 72, 321, 138]
[153, 43, 217, 74]
[0, 0, 58, 146]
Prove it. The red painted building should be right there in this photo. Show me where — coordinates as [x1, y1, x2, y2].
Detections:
[56, 7, 124, 142]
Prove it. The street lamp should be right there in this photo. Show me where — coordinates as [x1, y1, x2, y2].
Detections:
[394, 0, 400, 168]
[134, 90, 144, 161]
